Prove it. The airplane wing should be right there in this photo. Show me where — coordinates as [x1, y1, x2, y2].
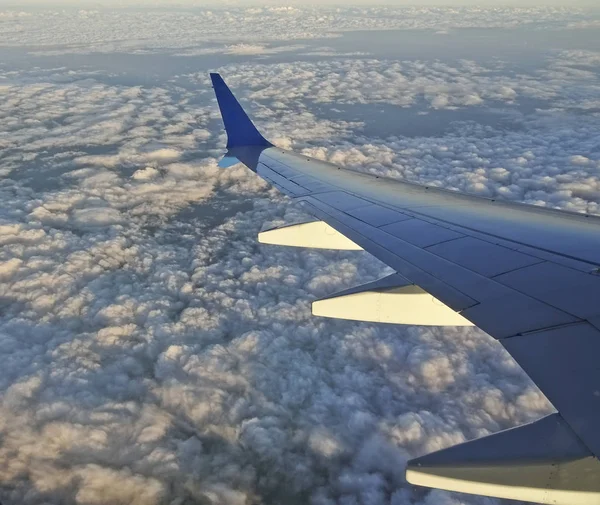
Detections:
[210, 73, 600, 505]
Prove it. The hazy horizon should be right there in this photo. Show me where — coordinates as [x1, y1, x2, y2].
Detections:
[1, 0, 599, 7]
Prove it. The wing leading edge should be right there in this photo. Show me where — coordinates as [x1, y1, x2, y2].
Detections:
[210, 73, 600, 505]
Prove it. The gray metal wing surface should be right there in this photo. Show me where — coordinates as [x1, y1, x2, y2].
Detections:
[211, 73, 600, 504]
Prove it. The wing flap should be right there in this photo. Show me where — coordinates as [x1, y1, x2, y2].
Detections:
[406, 414, 600, 505]
[504, 322, 600, 457]
[409, 413, 590, 466]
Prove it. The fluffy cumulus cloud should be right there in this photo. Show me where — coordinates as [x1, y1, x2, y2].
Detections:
[0, 7, 599, 505]
[0, 6, 596, 54]
[191, 57, 599, 213]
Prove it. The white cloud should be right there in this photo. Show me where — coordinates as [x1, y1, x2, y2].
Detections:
[132, 166, 160, 180]
[0, 6, 597, 55]
[555, 49, 600, 67]
[173, 43, 307, 57]
[0, 13, 599, 504]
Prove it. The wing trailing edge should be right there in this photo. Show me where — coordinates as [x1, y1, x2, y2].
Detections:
[406, 413, 600, 505]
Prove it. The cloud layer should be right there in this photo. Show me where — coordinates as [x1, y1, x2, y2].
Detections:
[0, 6, 598, 54]
[0, 10, 599, 505]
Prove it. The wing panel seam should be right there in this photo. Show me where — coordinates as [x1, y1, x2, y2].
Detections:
[489, 259, 548, 279]
[503, 320, 588, 339]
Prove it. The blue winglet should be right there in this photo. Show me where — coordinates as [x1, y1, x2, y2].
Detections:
[210, 73, 272, 149]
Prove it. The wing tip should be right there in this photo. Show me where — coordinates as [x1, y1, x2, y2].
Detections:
[210, 72, 272, 149]
[209, 72, 224, 87]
